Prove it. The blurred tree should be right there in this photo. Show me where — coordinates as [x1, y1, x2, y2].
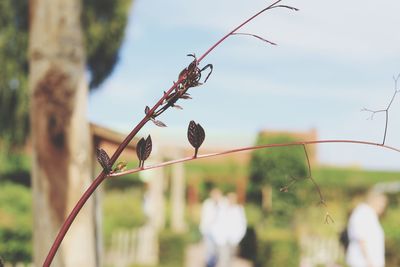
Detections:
[0, 0, 131, 147]
[82, 0, 132, 88]
[28, 0, 132, 266]
[0, 0, 29, 146]
[248, 134, 307, 223]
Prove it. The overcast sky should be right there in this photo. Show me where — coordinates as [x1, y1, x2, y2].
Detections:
[88, 0, 400, 170]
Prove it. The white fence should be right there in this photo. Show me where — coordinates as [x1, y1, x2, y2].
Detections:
[2, 263, 33, 267]
[104, 225, 158, 267]
[300, 235, 344, 267]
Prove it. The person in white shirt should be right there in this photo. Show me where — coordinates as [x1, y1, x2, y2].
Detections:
[200, 188, 224, 267]
[346, 190, 388, 267]
[212, 192, 247, 267]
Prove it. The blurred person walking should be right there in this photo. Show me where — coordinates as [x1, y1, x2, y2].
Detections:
[346, 190, 388, 267]
[212, 192, 247, 267]
[200, 188, 224, 267]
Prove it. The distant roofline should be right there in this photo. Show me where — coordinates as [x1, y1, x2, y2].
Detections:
[259, 128, 317, 138]
[90, 122, 138, 149]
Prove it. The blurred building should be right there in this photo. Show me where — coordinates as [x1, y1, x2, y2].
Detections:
[178, 128, 318, 204]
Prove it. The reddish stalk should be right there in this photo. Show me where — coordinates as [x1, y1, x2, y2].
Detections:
[109, 139, 398, 225]
[110, 139, 400, 178]
[43, 2, 295, 266]
[197, 0, 297, 63]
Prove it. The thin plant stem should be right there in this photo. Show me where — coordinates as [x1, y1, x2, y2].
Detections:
[301, 145, 332, 223]
[43, 2, 298, 265]
[302, 145, 325, 205]
[231, 32, 277, 45]
[42, 173, 107, 266]
[362, 73, 400, 145]
[110, 139, 400, 178]
[197, 0, 297, 63]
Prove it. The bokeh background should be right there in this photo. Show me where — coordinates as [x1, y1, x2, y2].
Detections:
[1, 0, 400, 266]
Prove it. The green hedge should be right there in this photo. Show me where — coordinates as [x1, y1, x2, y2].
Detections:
[159, 232, 188, 267]
[0, 183, 32, 263]
[256, 238, 299, 267]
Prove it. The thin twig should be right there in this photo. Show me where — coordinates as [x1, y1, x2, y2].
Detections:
[280, 144, 330, 222]
[302, 145, 325, 205]
[279, 175, 299, 192]
[325, 212, 335, 224]
[362, 73, 400, 145]
[43, 2, 299, 265]
[231, 32, 277, 45]
[110, 139, 400, 177]
[302, 145, 333, 223]
[197, 0, 298, 63]
[270, 5, 299, 11]
[303, 145, 312, 178]
[110, 140, 400, 225]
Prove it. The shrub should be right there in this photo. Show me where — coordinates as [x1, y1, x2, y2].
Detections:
[0, 183, 32, 263]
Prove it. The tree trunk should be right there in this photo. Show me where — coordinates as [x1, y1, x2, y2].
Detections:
[262, 185, 272, 211]
[29, 0, 96, 266]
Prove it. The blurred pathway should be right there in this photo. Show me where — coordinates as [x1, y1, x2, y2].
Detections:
[185, 242, 252, 267]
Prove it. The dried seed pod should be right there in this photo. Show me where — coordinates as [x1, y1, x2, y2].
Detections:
[187, 120, 205, 157]
[145, 106, 150, 115]
[96, 148, 112, 174]
[136, 135, 152, 167]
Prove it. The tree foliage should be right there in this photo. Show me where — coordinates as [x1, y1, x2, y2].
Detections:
[82, 0, 132, 89]
[0, 0, 29, 145]
[249, 134, 307, 191]
[248, 134, 308, 222]
[0, 0, 132, 146]
[0, 183, 32, 263]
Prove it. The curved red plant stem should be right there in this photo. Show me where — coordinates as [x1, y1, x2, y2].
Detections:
[43, 71, 179, 267]
[45, 138, 400, 266]
[42, 173, 106, 266]
[197, 0, 283, 63]
[111, 139, 400, 177]
[43, 2, 295, 265]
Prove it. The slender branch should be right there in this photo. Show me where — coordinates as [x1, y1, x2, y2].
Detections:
[231, 32, 277, 45]
[362, 73, 400, 145]
[110, 139, 400, 178]
[301, 145, 333, 223]
[279, 144, 327, 222]
[384, 111, 389, 145]
[303, 145, 312, 178]
[43, 2, 298, 265]
[270, 5, 299, 11]
[42, 173, 107, 267]
[110, 139, 399, 224]
[43, 76, 181, 267]
[279, 176, 298, 192]
[361, 108, 386, 120]
[196, 0, 298, 63]
[302, 145, 325, 205]
[325, 212, 335, 224]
